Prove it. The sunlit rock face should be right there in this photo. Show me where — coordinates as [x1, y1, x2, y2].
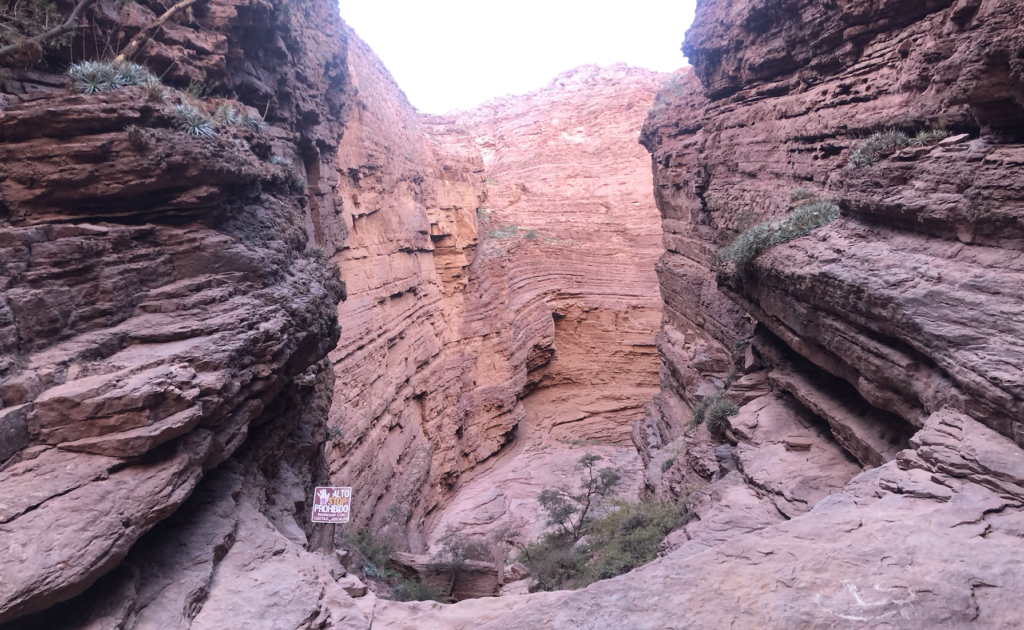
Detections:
[5, 0, 1023, 626]
[324, 44, 668, 548]
[0, 3, 668, 621]
[371, 0, 1024, 626]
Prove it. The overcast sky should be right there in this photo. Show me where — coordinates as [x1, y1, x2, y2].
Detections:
[339, 0, 698, 114]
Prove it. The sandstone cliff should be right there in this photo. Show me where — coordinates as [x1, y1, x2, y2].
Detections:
[4, 0, 1024, 626]
[372, 0, 1024, 626]
[0, 0, 356, 625]
[324, 54, 667, 548]
[0, 2, 670, 623]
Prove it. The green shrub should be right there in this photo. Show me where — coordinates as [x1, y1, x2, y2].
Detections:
[849, 127, 953, 168]
[538, 453, 621, 542]
[704, 396, 738, 438]
[690, 392, 714, 426]
[575, 501, 687, 587]
[345, 527, 398, 578]
[303, 246, 326, 261]
[67, 60, 157, 94]
[520, 499, 688, 592]
[392, 579, 446, 602]
[521, 533, 588, 592]
[724, 369, 738, 388]
[789, 187, 815, 202]
[716, 199, 839, 275]
[691, 386, 739, 439]
[488, 225, 519, 239]
[661, 457, 675, 473]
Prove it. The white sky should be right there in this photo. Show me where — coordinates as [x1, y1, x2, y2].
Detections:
[339, 0, 698, 114]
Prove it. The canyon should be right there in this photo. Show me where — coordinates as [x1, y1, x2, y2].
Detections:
[0, 0, 1022, 628]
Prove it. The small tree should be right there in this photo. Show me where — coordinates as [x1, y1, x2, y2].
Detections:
[538, 453, 621, 542]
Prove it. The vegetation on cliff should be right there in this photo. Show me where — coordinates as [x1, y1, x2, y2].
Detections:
[517, 499, 688, 592]
[848, 127, 952, 167]
[504, 453, 690, 592]
[538, 453, 622, 542]
[717, 199, 839, 276]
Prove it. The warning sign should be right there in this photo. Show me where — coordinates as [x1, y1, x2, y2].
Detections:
[311, 486, 352, 523]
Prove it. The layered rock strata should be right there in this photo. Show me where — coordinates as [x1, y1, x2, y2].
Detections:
[372, 409, 1024, 628]
[641, 0, 1024, 449]
[0, 0, 351, 624]
[324, 57, 667, 548]
[372, 0, 1024, 625]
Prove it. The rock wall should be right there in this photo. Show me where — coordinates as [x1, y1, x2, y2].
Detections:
[0, 0, 356, 625]
[642, 0, 1024, 448]
[7, 0, 1021, 625]
[323, 53, 667, 548]
[370, 0, 1024, 626]
[0, 4, 669, 623]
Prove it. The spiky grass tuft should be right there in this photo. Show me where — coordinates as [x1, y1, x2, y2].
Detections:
[848, 129, 911, 167]
[214, 102, 241, 126]
[909, 127, 952, 147]
[174, 103, 215, 138]
[717, 199, 839, 275]
[143, 76, 167, 102]
[239, 112, 267, 133]
[303, 246, 326, 261]
[68, 60, 157, 94]
[690, 391, 738, 439]
[789, 187, 815, 202]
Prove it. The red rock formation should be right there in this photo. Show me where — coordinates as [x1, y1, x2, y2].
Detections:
[8, 0, 1023, 625]
[372, 0, 1024, 626]
[0, 4, 669, 622]
[324, 49, 667, 547]
[0, 0, 354, 624]
[643, 0, 1024, 448]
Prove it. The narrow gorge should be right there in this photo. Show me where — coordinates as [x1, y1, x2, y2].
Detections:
[1, 0, 1022, 628]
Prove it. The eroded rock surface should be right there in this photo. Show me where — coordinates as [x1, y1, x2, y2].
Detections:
[4, 0, 1023, 625]
[324, 56, 667, 548]
[642, 0, 1024, 445]
[0, 0, 350, 623]
[375, 0, 1024, 625]
[372, 410, 1024, 628]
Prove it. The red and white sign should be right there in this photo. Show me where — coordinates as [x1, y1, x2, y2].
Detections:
[311, 486, 352, 523]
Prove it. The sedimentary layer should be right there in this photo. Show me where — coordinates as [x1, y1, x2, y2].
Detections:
[372, 0, 1024, 626]
[0, 0, 350, 623]
[324, 57, 667, 548]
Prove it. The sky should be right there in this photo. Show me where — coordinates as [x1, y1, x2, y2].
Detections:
[339, 0, 698, 114]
